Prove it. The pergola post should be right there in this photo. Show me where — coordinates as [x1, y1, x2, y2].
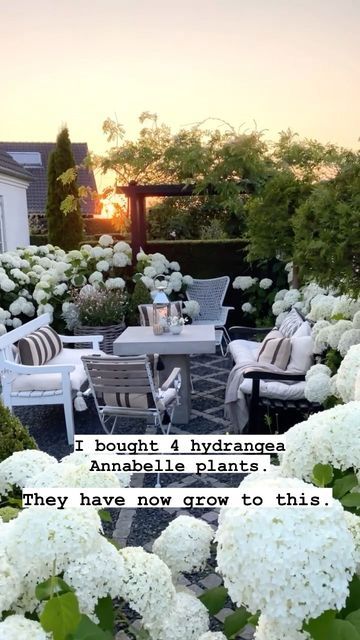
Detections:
[127, 182, 146, 262]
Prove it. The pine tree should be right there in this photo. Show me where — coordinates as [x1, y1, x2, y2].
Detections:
[46, 127, 84, 249]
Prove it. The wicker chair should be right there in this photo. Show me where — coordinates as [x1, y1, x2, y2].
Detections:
[185, 277, 233, 355]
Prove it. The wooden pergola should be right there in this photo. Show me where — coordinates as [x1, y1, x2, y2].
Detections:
[116, 180, 249, 260]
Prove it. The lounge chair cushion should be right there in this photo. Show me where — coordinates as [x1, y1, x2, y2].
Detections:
[12, 348, 102, 393]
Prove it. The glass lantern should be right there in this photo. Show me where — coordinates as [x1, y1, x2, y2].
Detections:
[152, 279, 171, 334]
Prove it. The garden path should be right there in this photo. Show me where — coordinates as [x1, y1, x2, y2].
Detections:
[16, 352, 254, 640]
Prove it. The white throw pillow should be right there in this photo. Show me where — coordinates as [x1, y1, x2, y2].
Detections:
[292, 321, 312, 337]
[287, 336, 314, 373]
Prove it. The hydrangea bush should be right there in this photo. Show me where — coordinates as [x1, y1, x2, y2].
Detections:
[0, 237, 198, 332]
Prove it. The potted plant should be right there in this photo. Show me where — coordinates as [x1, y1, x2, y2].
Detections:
[63, 286, 128, 354]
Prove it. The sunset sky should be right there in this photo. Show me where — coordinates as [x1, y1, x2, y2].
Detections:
[1, 0, 359, 186]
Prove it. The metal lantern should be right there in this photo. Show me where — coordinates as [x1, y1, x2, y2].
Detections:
[152, 280, 171, 334]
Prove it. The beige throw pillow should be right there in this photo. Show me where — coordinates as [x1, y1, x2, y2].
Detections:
[256, 329, 292, 369]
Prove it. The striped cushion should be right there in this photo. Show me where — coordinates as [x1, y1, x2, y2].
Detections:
[18, 326, 63, 366]
[257, 329, 291, 369]
[102, 391, 155, 409]
[139, 302, 183, 326]
[278, 308, 304, 338]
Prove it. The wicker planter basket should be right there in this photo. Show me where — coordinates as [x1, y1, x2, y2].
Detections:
[74, 323, 126, 354]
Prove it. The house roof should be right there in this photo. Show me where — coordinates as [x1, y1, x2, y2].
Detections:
[0, 150, 32, 182]
[0, 142, 97, 215]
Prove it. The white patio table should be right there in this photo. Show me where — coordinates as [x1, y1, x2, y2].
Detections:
[113, 324, 216, 424]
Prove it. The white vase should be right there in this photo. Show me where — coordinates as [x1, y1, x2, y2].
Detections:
[169, 324, 183, 335]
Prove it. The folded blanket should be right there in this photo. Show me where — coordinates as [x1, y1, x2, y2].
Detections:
[224, 360, 289, 432]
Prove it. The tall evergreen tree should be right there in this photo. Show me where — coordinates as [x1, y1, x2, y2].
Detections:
[46, 127, 83, 250]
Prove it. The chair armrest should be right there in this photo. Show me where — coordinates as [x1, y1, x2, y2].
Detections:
[243, 369, 305, 382]
[229, 326, 272, 341]
[160, 367, 181, 391]
[59, 334, 104, 348]
[1, 360, 75, 375]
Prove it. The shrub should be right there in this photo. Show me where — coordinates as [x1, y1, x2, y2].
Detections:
[0, 403, 37, 463]
[126, 279, 152, 325]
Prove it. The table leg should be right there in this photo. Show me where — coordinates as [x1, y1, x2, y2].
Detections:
[160, 354, 191, 424]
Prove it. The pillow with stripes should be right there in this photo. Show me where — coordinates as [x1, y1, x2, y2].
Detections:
[278, 308, 304, 338]
[256, 329, 292, 369]
[18, 326, 63, 366]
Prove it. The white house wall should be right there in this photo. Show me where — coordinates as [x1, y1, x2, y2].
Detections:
[0, 172, 30, 250]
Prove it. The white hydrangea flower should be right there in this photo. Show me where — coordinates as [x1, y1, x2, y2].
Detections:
[152, 515, 214, 576]
[169, 261, 181, 271]
[353, 311, 360, 330]
[272, 299, 287, 316]
[327, 320, 353, 349]
[183, 300, 200, 318]
[63, 536, 124, 616]
[274, 289, 289, 301]
[141, 275, 154, 290]
[89, 271, 104, 284]
[153, 591, 209, 640]
[0, 542, 22, 613]
[279, 402, 360, 479]
[0, 308, 10, 323]
[120, 547, 176, 632]
[233, 276, 257, 290]
[0, 450, 57, 496]
[10, 268, 30, 284]
[136, 250, 148, 262]
[313, 326, 331, 354]
[242, 302, 255, 314]
[105, 277, 126, 289]
[304, 373, 332, 403]
[216, 475, 355, 630]
[114, 241, 132, 254]
[311, 320, 330, 338]
[283, 289, 301, 309]
[98, 234, 114, 247]
[96, 259, 110, 272]
[30, 461, 131, 490]
[91, 246, 105, 259]
[144, 266, 157, 278]
[113, 251, 130, 267]
[53, 282, 68, 296]
[307, 294, 337, 321]
[259, 278, 273, 289]
[0, 323, 6, 335]
[337, 345, 360, 402]
[305, 364, 332, 380]
[338, 329, 360, 357]
[254, 615, 311, 640]
[6, 507, 102, 578]
[37, 303, 54, 320]
[80, 243, 93, 254]
[344, 512, 360, 574]
[198, 633, 227, 640]
[0, 615, 50, 640]
[331, 295, 360, 320]
[182, 275, 194, 286]
[66, 249, 83, 262]
[12, 318, 22, 328]
[0, 277, 16, 292]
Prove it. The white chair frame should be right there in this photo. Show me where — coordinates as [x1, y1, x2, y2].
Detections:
[82, 354, 181, 486]
[185, 276, 233, 355]
[0, 313, 103, 445]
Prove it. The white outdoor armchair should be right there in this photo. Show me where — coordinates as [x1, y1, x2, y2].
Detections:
[0, 313, 104, 445]
[185, 276, 233, 354]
